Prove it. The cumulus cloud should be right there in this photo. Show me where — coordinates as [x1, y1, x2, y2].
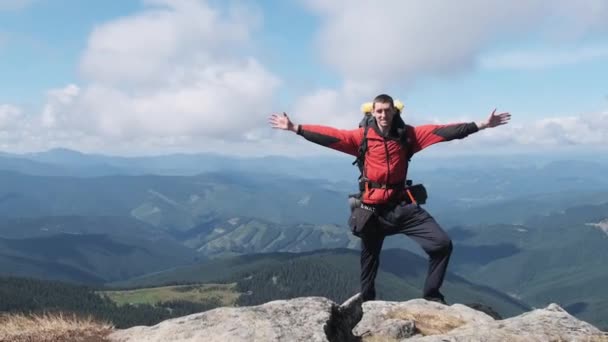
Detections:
[80, 0, 262, 87]
[480, 45, 608, 70]
[75, 0, 279, 140]
[267, 109, 608, 157]
[3, 97, 608, 156]
[288, 80, 378, 129]
[0, 0, 282, 154]
[303, 0, 608, 85]
[3, 0, 608, 156]
[518, 113, 608, 146]
[40, 84, 81, 129]
[413, 110, 608, 156]
[71, 58, 277, 140]
[0, 104, 24, 130]
[276, 0, 608, 156]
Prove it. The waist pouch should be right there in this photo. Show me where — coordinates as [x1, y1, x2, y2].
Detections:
[404, 183, 428, 205]
[348, 197, 376, 237]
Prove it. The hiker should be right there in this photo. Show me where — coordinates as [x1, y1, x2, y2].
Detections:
[268, 94, 511, 304]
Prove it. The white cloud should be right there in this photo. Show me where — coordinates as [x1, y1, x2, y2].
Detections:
[40, 84, 81, 128]
[480, 45, 608, 70]
[519, 113, 608, 146]
[10, 0, 281, 152]
[303, 0, 608, 85]
[273, 109, 608, 158]
[3, 0, 608, 157]
[2, 96, 608, 156]
[414, 110, 608, 156]
[0, 104, 23, 130]
[288, 80, 377, 129]
[279, 0, 608, 157]
[80, 0, 262, 87]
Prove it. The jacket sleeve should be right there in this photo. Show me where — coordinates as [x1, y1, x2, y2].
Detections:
[296, 124, 361, 156]
[412, 122, 479, 154]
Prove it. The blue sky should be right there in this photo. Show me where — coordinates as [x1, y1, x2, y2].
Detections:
[1, 0, 607, 156]
[0, 1, 139, 104]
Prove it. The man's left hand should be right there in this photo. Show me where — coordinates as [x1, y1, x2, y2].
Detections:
[478, 109, 511, 130]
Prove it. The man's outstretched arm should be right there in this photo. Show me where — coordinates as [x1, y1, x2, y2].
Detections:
[268, 112, 361, 156]
[413, 109, 511, 153]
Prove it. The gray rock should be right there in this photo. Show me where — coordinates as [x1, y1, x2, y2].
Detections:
[406, 303, 608, 342]
[463, 302, 502, 320]
[353, 299, 493, 339]
[108, 297, 608, 342]
[374, 318, 416, 339]
[108, 296, 357, 342]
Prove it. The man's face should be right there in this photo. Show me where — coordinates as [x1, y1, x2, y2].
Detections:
[372, 101, 395, 130]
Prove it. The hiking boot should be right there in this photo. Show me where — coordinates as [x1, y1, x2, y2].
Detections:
[424, 294, 447, 305]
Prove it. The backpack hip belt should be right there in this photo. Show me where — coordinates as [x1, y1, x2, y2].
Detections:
[359, 179, 405, 192]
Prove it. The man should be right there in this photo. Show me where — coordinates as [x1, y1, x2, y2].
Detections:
[268, 94, 510, 303]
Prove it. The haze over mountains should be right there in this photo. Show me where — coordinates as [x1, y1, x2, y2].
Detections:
[3, 148, 608, 219]
[1, 147, 608, 329]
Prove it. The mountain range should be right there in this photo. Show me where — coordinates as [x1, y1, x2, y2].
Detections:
[1, 147, 608, 329]
[107, 248, 530, 319]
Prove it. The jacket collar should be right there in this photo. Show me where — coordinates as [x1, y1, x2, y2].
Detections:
[370, 118, 401, 140]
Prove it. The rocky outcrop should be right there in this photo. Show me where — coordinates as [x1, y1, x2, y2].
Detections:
[354, 299, 495, 339]
[108, 295, 608, 342]
[109, 297, 357, 342]
[354, 299, 607, 341]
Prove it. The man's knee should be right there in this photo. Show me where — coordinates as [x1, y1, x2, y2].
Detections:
[428, 236, 453, 255]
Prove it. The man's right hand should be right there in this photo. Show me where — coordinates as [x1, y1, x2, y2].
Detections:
[268, 112, 298, 133]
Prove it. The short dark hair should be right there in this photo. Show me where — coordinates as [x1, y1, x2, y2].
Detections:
[372, 94, 394, 109]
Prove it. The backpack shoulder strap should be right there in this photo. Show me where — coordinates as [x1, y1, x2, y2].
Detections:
[352, 116, 371, 179]
[402, 124, 415, 161]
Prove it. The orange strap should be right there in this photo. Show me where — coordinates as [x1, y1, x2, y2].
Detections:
[406, 189, 417, 205]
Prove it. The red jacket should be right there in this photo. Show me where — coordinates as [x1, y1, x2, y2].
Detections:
[297, 119, 479, 205]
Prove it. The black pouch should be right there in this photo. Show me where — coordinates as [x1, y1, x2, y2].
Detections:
[405, 183, 428, 205]
[348, 206, 376, 237]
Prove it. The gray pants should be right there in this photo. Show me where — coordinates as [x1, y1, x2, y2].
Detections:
[359, 202, 453, 301]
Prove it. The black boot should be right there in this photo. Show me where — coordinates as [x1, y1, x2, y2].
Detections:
[423, 292, 447, 305]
